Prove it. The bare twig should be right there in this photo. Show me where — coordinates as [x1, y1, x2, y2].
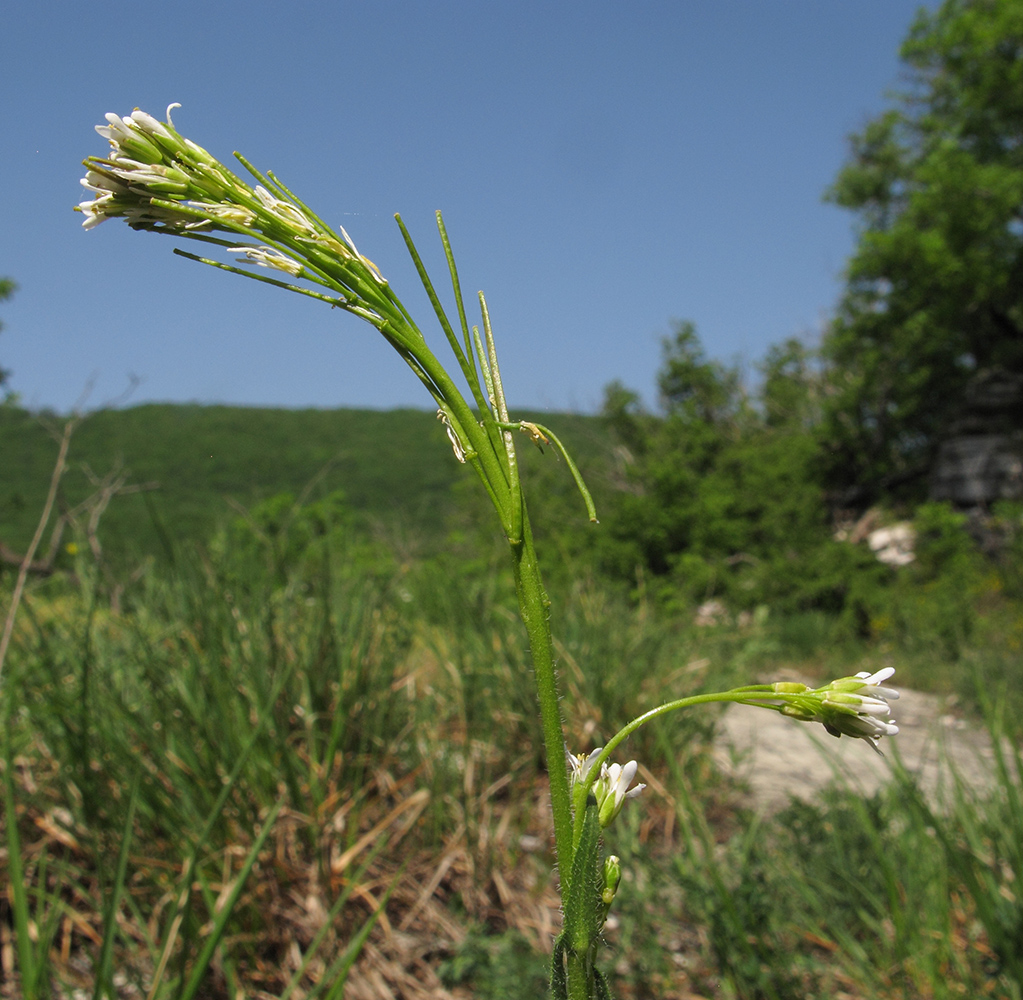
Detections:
[0, 417, 77, 685]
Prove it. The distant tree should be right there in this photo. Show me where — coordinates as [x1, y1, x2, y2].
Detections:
[0, 277, 14, 389]
[600, 323, 835, 609]
[655, 320, 746, 425]
[821, 0, 1023, 503]
[600, 322, 746, 575]
[761, 337, 821, 431]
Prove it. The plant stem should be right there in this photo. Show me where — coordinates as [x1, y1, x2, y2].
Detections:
[509, 519, 600, 998]
[572, 688, 792, 836]
[508, 515, 573, 874]
[566, 951, 594, 1000]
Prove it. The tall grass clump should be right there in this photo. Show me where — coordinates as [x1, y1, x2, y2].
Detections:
[2, 479, 743, 996]
[2, 503, 425, 996]
[5, 494, 1021, 996]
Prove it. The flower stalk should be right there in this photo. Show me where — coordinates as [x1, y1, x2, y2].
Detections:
[570, 667, 900, 840]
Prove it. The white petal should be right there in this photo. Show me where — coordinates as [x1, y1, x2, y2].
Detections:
[102, 113, 136, 144]
[254, 185, 277, 209]
[572, 740, 601, 781]
[78, 204, 108, 228]
[856, 667, 896, 686]
[130, 110, 173, 139]
[871, 686, 900, 701]
[80, 173, 123, 194]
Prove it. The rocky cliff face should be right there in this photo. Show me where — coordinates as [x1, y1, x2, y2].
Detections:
[930, 369, 1023, 506]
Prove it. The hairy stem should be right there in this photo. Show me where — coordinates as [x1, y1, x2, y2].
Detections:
[508, 514, 573, 875]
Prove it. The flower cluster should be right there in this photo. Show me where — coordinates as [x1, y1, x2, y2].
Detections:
[764, 667, 900, 754]
[569, 748, 646, 828]
[78, 106, 386, 294]
[79, 106, 249, 233]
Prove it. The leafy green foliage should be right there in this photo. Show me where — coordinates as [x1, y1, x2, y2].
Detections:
[837, 502, 989, 658]
[5, 496, 1023, 995]
[0, 404, 459, 573]
[595, 313, 1023, 663]
[599, 322, 839, 611]
[0, 403, 612, 579]
[210, 488, 391, 590]
[821, 0, 1023, 502]
[895, 704, 1023, 989]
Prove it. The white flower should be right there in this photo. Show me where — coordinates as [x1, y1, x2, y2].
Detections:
[107, 160, 190, 193]
[78, 198, 111, 229]
[568, 747, 645, 828]
[229, 245, 304, 277]
[825, 693, 893, 717]
[184, 203, 256, 228]
[852, 667, 901, 702]
[95, 112, 136, 145]
[817, 667, 900, 754]
[761, 667, 900, 755]
[96, 113, 164, 165]
[78, 106, 387, 290]
[80, 170, 127, 196]
[336, 224, 387, 283]
[597, 760, 645, 827]
[127, 109, 175, 141]
[823, 713, 899, 742]
[568, 747, 603, 784]
[254, 185, 318, 236]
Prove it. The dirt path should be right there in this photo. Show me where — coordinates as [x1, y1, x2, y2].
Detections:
[713, 677, 1002, 812]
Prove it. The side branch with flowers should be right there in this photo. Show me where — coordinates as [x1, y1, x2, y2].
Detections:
[77, 106, 899, 1000]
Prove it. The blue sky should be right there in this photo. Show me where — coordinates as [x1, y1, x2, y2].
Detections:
[1, 1, 934, 415]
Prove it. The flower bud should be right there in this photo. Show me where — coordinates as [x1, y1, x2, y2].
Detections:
[601, 855, 621, 907]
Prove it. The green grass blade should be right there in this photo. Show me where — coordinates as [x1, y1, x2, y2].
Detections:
[315, 862, 407, 1000]
[92, 772, 141, 1000]
[177, 796, 285, 1000]
[277, 835, 393, 1000]
[148, 665, 293, 1000]
[3, 737, 40, 1000]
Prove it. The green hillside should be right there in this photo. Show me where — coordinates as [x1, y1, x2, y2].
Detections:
[0, 403, 609, 568]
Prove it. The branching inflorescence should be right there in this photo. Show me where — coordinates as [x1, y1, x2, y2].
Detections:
[78, 106, 898, 1000]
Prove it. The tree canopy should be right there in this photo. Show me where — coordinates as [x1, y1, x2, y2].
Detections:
[599, 322, 839, 610]
[821, 0, 1023, 502]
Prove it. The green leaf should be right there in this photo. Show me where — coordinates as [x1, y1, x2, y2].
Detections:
[549, 933, 568, 1000]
